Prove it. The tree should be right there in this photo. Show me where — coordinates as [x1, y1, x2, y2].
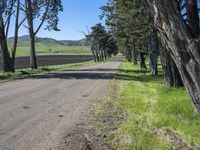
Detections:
[101, 0, 152, 68]
[24, 0, 63, 69]
[90, 24, 117, 62]
[0, 0, 23, 72]
[148, 34, 158, 75]
[145, 0, 200, 113]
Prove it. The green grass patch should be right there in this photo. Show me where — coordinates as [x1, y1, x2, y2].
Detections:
[8, 42, 91, 56]
[0, 60, 96, 82]
[98, 60, 200, 149]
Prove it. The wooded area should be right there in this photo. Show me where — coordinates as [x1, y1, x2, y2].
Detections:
[98, 0, 200, 113]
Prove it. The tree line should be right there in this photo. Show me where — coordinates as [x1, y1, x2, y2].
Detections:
[84, 24, 118, 62]
[100, 0, 200, 113]
[0, 0, 63, 72]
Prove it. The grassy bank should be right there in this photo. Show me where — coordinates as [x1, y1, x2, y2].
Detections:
[95, 60, 200, 150]
[0, 60, 96, 83]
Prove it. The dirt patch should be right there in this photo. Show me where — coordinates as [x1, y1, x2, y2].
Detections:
[56, 80, 126, 150]
[55, 123, 111, 150]
[153, 129, 200, 150]
[55, 124, 93, 150]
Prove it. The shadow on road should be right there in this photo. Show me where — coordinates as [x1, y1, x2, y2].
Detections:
[29, 68, 163, 83]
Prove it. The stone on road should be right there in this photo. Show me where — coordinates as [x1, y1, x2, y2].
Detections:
[0, 55, 122, 150]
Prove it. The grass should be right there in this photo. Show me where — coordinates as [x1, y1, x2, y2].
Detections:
[96, 60, 200, 150]
[0, 60, 96, 82]
[8, 42, 91, 56]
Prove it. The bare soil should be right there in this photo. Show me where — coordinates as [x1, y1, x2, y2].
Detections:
[0, 55, 93, 69]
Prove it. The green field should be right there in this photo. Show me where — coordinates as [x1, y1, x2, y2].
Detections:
[94, 60, 200, 150]
[8, 41, 91, 57]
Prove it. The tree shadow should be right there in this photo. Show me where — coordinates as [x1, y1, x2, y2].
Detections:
[28, 67, 163, 83]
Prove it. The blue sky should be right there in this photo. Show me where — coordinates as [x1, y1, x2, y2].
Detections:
[17, 0, 107, 40]
[9, 0, 200, 40]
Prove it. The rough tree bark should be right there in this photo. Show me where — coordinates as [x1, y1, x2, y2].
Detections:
[148, 36, 158, 75]
[0, 27, 13, 72]
[160, 47, 183, 87]
[140, 53, 147, 70]
[0, 0, 20, 72]
[147, 0, 200, 113]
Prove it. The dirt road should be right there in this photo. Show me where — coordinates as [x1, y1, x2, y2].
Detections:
[0, 55, 122, 150]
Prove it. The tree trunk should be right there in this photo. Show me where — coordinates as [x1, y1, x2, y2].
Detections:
[160, 47, 183, 87]
[30, 35, 38, 69]
[186, 0, 199, 37]
[103, 49, 107, 60]
[0, 13, 14, 72]
[139, 53, 147, 70]
[97, 43, 103, 62]
[95, 44, 100, 62]
[11, 0, 20, 68]
[27, 0, 38, 69]
[148, 37, 158, 75]
[131, 44, 138, 64]
[91, 46, 97, 62]
[170, 58, 184, 87]
[147, 0, 200, 113]
[100, 48, 104, 61]
[0, 38, 14, 72]
[126, 46, 132, 62]
[160, 48, 174, 86]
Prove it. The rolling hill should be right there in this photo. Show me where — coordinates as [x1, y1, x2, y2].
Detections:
[8, 35, 90, 46]
[7, 35, 91, 56]
[59, 38, 89, 46]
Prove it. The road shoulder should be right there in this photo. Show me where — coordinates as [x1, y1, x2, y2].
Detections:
[55, 79, 126, 150]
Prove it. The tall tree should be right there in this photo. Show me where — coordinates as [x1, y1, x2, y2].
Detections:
[24, 0, 63, 69]
[160, 46, 184, 87]
[90, 24, 116, 62]
[0, 0, 23, 72]
[145, 0, 200, 113]
[101, 0, 152, 68]
[148, 35, 158, 75]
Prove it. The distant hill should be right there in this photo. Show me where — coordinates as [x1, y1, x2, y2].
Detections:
[8, 35, 90, 46]
[59, 38, 90, 46]
[7, 35, 91, 56]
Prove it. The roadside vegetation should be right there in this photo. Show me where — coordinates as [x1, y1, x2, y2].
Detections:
[93, 60, 200, 150]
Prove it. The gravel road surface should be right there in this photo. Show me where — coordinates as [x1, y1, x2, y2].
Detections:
[0, 54, 122, 150]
